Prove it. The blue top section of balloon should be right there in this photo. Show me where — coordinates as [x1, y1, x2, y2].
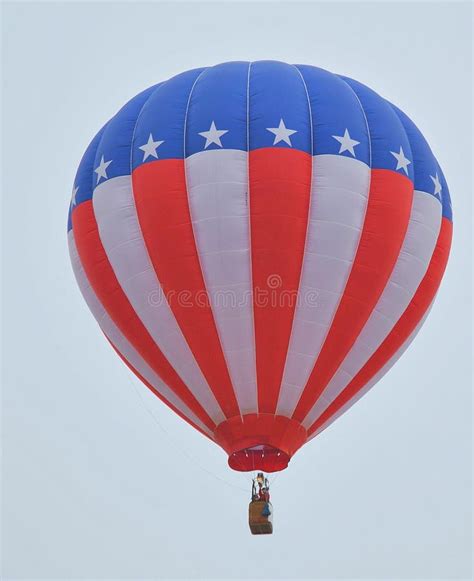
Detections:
[68, 60, 452, 230]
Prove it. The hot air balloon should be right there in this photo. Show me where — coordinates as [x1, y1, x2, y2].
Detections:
[68, 62, 452, 504]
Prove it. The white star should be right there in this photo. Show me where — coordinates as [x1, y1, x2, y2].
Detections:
[94, 155, 112, 183]
[139, 133, 164, 161]
[266, 118, 297, 146]
[390, 146, 411, 175]
[198, 121, 228, 149]
[332, 128, 360, 157]
[430, 173, 442, 200]
[71, 185, 79, 206]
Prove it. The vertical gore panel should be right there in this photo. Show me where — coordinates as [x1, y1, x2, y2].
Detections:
[184, 62, 258, 414]
[131, 69, 240, 420]
[276, 65, 371, 417]
[248, 61, 312, 414]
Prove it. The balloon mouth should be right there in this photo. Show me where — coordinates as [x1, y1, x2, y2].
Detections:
[214, 413, 307, 473]
[228, 445, 290, 472]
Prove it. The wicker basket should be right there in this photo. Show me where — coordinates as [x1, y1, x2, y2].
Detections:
[248, 500, 273, 535]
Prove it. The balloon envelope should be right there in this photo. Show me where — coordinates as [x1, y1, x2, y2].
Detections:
[68, 62, 452, 472]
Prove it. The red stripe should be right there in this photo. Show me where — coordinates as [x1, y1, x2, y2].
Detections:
[108, 339, 212, 441]
[249, 148, 312, 414]
[72, 201, 216, 432]
[308, 217, 452, 435]
[292, 169, 414, 422]
[131, 159, 240, 419]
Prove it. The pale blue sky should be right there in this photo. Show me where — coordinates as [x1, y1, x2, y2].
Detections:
[2, 1, 472, 579]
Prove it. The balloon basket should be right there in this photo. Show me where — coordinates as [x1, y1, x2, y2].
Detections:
[248, 500, 273, 535]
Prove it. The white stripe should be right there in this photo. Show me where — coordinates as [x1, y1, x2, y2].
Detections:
[68, 230, 213, 437]
[185, 148, 257, 413]
[303, 191, 441, 428]
[308, 305, 432, 439]
[276, 154, 371, 416]
[91, 175, 225, 424]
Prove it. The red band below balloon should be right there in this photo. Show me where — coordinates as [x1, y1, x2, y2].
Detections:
[214, 414, 307, 472]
